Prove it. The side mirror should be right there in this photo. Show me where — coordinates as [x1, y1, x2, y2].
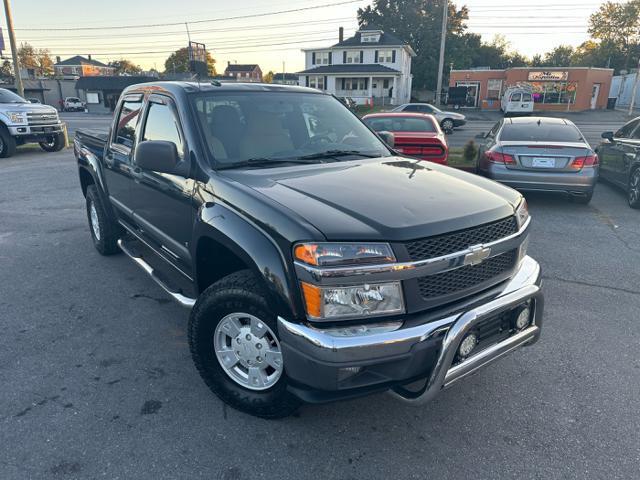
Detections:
[475, 132, 486, 139]
[135, 140, 181, 175]
[378, 130, 395, 148]
[601, 131, 614, 141]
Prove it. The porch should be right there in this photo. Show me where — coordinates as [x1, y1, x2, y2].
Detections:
[333, 75, 399, 106]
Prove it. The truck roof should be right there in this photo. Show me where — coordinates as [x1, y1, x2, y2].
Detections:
[122, 81, 321, 96]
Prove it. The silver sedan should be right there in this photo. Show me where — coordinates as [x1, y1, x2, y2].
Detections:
[476, 117, 598, 204]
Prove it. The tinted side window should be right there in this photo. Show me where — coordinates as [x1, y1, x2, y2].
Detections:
[114, 100, 142, 149]
[615, 119, 640, 139]
[403, 105, 420, 112]
[142, 102, 183, 158]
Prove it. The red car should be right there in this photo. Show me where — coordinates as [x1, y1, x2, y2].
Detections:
[362, 112, 448, 165]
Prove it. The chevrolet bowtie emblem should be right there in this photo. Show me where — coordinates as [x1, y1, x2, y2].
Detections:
[464, 246, 491, 266]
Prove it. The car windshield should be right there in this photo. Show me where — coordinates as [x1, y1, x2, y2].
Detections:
[499, 123, 583, 142]
[191, 91, 390, 168]
[364, 116, 437, 133]
[67, 98, 80, 102]
[0, 89, 27, 104]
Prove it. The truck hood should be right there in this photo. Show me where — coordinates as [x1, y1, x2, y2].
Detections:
[221, 157, 521, 242]
[0, 102, 58, 114]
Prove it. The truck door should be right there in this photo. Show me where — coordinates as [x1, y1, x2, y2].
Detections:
[103, 94, 143, 224]
[128, 94, 194, 273]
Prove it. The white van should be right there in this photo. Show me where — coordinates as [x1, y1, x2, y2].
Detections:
[501, 87, 534, 115]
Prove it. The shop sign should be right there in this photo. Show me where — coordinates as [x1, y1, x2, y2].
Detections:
[527, 71, 569, 81]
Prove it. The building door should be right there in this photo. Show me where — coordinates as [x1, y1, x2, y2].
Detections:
[456, 81, 480, 107]
[590, 83, 601, 110]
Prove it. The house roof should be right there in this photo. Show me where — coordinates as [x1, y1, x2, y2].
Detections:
[55, 55, 110, 68]
[225, 64, 260, 72]
[298, 64, 400, 75]
[76, 75, 157, 90]
[332, 30, 408, 47]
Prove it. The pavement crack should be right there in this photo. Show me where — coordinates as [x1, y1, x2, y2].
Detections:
[542, 274, 640, 296]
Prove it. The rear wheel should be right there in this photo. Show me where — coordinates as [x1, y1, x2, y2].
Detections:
[189, 270, 300, 419]
[628, 167, 640, 209]
[0, 127, 17, 158]
[39, 132, 65, 152]
[85, 185, 121, 255]
[441, 118, 454, 131]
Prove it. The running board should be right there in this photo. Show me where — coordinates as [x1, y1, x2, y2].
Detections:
[118, 239, 196, 309]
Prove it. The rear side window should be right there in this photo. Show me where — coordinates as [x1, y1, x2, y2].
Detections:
[615, 119, 640, 139]
[142, 101, 184, 158]
[113, 99, 142, 149]
[499, 123, 583, 142]
[365, 116, 437, 132]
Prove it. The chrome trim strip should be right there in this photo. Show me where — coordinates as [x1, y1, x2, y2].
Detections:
[294, 216, 530, 286]
[118, 239, 196, 309]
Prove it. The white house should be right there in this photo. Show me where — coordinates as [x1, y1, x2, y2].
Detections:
[298, 26, 415, 106]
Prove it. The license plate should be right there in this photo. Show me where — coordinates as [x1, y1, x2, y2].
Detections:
[532, 157, 555, 168]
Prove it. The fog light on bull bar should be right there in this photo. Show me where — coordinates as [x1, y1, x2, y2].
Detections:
[514, 306, 532, 331]
[458, 333, 478, 359]
[338, 366, 362, 381]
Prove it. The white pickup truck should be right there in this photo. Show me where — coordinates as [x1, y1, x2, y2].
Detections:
[0, 88, 65, 158]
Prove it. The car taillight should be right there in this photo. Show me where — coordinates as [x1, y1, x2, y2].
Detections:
[484, 149, 516, 165]
[571, 154, 598, 169]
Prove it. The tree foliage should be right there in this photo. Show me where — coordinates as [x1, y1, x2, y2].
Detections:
[164, 47, 216, 76]
[262, 70, 274, 83]
[588, 0, 640, 70]
[108, 59, 143, 75]
[17, 42, 54, 77]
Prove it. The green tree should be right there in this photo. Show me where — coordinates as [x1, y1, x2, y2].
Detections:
[262, 70, 274, 83]
[530, 54, 544, 67]
[542, 45, 575, 67]
[17, 42, 53, 76]
[108, 59, 142, 75]
[164, 47, 216, 76]
[0, 59, 13, 80]
[588, 0, 640, 70]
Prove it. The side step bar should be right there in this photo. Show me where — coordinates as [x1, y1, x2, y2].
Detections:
[117, 239, 196, 309]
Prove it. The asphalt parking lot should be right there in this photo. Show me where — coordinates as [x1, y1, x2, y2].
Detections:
[1, 138, 640, 478]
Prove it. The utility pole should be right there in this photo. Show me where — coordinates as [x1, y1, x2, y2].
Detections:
[628, 58, 640, 116]
[435, 0, 448, 107]
[3, 0, 23, 97]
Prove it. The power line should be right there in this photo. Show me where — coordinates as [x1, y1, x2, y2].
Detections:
[13, 0, 365, 31]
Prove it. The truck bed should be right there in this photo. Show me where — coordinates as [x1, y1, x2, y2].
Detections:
[75, 129, 108, 160]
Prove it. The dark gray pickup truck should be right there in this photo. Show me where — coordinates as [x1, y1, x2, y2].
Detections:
[75, 81, 543, 418]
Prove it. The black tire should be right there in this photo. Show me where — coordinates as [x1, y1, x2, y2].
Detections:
[189, 270, 301, 419]
[572, 189, 594, 205]
[0, 126, 17, 158]
[628, 167, 640, 209]
[39, 132, 65, 152]
[441, 118, 454, 131]
[85, 185, 121, 255]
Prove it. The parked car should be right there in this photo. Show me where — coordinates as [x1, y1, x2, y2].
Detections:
[0, 88, 65, 158]
[501, 86, 534, 116]
[27, 98, 41, 104]
[597, 116, 640, 208]
[362, 112, 448, 165]
[75, 81, 543, 418]
[391, 103, 466, 131]
[476, 116, 598, 204]
[64, 97, 85, 112]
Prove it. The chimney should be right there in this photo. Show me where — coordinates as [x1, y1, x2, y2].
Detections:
[88, 54, 92, 60]
[339, 27, 344, 43]
[56, 56, 61, 63]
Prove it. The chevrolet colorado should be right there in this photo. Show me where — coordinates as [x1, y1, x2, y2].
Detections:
[75, 82, 543, 418]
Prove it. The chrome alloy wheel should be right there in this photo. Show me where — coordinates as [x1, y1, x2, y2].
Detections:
[89, 201, 101, 241]
[441, 119, 454, 131]
[214, 313, 284, 391]
[629, 169, 640, 206]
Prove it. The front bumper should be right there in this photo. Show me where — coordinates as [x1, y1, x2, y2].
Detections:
[278, 255, 543, 403]
[8, 124, 63, 137]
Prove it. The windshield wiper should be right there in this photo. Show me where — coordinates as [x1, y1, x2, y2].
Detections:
[296, 150, 382, 160]
[217, 157, 326, 170]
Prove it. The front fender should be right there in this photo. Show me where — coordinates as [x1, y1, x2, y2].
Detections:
[193, 201, 303, 320]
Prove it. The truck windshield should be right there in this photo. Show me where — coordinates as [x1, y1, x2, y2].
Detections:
[0, 89, 27, 104]
[191, 91, 390, 168]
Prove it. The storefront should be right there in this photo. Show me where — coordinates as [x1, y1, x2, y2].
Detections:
[449, 67, 613, 111]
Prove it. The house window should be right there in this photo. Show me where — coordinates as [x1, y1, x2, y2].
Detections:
[345, 51, 361, 64]
[314, 52, 330, 65]
[377, 50, 394, 63]
[487, 79, 502, 100]
[309, 76, 325, 90]
[342, 78, 367, 91]
[361, 33, 380, 43]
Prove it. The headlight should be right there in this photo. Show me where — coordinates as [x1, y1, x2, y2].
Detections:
[300, 282, 404, 320]
[5, 111, 26, 123]
[294, 242, 395, 267]
[515, 198, 529, 228]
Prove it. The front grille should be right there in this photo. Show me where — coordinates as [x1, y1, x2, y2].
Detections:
[406, 216, 518, 261]
[27, 112, 59, 126]
[417, 250, 517, 300]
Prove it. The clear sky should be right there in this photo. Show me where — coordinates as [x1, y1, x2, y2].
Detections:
[0, 0, 608, 74]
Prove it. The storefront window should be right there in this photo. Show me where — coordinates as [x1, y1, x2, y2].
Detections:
[529, 81, 577, 104]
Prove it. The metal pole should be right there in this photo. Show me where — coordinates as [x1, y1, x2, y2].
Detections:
[435, 0, 448, 107]
[628, 59, 640, 116]
[3, 0, 24, 97]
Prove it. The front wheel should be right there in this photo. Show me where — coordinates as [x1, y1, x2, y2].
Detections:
[0, 127, 17, 158]
[629, 168, 640, 209]
[39, 132, 65, 152]
[189, 270, 301, 419]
